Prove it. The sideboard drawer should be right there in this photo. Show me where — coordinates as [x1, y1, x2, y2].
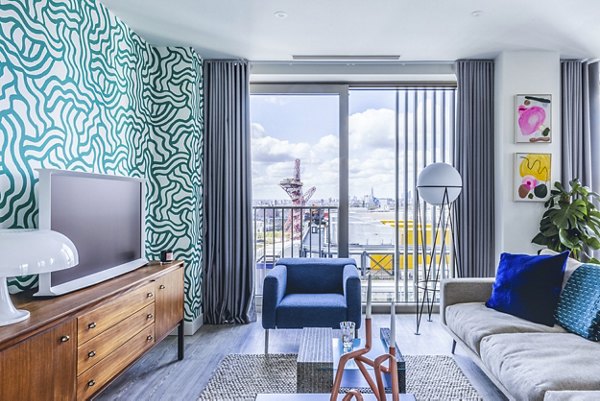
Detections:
[77, 303, 155, 375]
[77, 282, 155, 344]
[77, 324, 155, 400]
[1, 262, 184, 401]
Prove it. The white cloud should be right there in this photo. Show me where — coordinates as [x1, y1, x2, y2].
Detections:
[251, 132, 312, 163]
[251, 122, 266, 138]
[252, 107, 436, 201]
[349, 108, 395, 152]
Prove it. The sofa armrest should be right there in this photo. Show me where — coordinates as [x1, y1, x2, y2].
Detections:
[343, 264, 362, 328]
[440, 278, 495, 325]
[544, 391, 600, 401]
[262, 265, 287, 329]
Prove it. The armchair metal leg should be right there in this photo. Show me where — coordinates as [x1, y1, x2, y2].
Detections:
[451, 339, 457, 354]
[265, 329, 269, 354]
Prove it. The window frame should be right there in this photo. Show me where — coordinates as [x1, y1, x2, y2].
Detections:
[250, 82, 458, 302]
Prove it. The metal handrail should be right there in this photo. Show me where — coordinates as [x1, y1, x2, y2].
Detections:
[252, 205, 452, 302]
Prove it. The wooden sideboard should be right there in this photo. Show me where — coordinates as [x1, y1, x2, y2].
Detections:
[0, 261, 185, 401]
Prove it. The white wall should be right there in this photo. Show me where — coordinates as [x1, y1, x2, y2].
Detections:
[494, 51, 561, 260]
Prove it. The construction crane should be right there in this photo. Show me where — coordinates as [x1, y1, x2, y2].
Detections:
[279, 159, 316, 239]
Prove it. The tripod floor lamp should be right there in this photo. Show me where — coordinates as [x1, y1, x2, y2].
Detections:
[415, 163, 462, 335]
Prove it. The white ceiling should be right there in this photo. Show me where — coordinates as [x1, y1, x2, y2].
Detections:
[100, 0, 600, 61]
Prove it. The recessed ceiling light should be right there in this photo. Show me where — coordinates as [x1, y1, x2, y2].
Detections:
[274, 11, 288, 19]
[471, 10, 483, 17]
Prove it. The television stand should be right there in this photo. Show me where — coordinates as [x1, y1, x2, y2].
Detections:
[0, 261, 185, 401]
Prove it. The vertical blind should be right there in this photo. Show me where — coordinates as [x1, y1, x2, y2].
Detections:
[392, 87, 457, 302]
[347, 86, 457, 303]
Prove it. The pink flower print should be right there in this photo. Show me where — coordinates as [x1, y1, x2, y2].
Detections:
[522, 175, 538, 190]
[518, 105, 546, 135]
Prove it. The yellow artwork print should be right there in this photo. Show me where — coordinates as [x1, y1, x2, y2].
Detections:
[515, 153, 551, 201]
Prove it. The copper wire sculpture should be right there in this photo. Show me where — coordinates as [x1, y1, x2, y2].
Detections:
[341, 389, 364, 401]
[330, 317, 400, 401]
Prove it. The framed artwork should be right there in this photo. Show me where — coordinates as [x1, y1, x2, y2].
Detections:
[514, 153, 551, 202]
[515, 94, 552, 143]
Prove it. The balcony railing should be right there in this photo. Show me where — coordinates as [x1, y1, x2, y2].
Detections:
[253, 205, 454, 302]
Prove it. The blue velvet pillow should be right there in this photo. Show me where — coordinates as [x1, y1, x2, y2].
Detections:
[485, 251, 569, 326]
[555, 264, 600, 341]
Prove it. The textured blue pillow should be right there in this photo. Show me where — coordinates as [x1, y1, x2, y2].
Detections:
[486, 251, 569, 326]
[555, 264, 600, 341]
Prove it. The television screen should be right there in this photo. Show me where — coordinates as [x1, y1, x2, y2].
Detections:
[36, 170, 147, 296]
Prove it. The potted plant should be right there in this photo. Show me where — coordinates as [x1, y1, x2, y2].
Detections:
[532, 179, 600, 263]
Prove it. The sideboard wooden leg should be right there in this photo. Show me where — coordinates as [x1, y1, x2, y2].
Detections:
[178, 320, 185, 360]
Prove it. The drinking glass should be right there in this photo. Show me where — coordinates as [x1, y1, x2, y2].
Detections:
[340, 321, 355, 350]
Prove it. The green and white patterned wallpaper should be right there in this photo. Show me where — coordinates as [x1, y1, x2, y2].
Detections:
[0, 0, 203, 323]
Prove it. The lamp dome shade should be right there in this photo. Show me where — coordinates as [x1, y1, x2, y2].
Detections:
[0, 229, 78, 326]
[0, 229, 78, 276]
[417, 163, 462, 205]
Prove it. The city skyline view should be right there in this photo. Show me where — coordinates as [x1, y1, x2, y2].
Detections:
[250, 89, 453, 203]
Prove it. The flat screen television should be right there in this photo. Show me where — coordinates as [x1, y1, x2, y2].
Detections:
[35, 169, 148, 296]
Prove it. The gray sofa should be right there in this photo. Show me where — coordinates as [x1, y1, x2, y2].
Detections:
[441, 268, 600, 401]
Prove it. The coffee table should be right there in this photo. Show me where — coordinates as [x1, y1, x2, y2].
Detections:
[296, 327, 407, 395]
[256, 394, 416, 401]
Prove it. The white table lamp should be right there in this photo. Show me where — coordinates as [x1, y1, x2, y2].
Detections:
[0, 229, 78, 326]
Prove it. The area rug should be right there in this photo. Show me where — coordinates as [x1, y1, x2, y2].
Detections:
[198, 354, 482, 401]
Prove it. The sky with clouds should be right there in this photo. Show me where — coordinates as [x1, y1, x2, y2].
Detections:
[250, 90, 454, 203]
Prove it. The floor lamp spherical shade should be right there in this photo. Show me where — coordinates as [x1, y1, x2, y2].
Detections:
[0, 229, 78, 326]
[415, 163, 462, 334]
[417, 163, 462, 205]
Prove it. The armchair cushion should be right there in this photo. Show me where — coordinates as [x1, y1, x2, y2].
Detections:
[276, 293, 347, 328]
[277, 258, 356, 294]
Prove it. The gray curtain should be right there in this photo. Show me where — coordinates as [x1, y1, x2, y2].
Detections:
[561, 60, 600, 189]
[454, 60, 496, 277]
[203, 60, 256, 324]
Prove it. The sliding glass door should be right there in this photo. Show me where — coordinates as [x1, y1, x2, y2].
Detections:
[348, 88, 456, 303]
[250, 84, 456, 302]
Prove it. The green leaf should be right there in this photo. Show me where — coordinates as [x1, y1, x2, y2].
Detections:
[552, 200, 587, 229]
[532, 233, 550, 246]
[584, 236, 600, 250]
[558, 229, 577, 248]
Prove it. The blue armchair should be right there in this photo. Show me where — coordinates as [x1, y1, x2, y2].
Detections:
[262, 258, 362, 353]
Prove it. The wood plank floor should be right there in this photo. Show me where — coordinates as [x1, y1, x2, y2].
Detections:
[96, 314, 507, 401]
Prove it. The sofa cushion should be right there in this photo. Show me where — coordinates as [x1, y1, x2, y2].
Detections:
[486, 251, 568, 326]
[276, 293, 347, 328]
[555, 264, 600, 341]
[446, 302, 565, 355]
[277, 258, 355, 294]
[480, 333, 600, 401]
[544, 391, 600, 401]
